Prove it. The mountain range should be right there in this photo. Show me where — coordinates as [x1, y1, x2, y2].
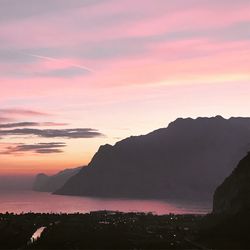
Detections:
[54, 116, 250, 201]
[33, 166, 82, 192]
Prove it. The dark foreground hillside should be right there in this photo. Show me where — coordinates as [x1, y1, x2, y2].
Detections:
[197, 212, 250, 249]
[213, 152, 250, 214]
[1, 211, 250, 249]
[197, 152, 250, 249]
[0, 212, 203, 249]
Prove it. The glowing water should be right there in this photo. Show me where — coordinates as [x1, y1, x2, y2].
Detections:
[0, 190, 211, 215]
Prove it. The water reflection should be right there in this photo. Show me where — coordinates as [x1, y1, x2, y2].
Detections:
[29, 226, 46, 243]
[0, 190, 211, 215]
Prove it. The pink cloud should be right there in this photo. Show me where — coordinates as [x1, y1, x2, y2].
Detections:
[1, 1, 250, 49]
[1, 0, 250, 173]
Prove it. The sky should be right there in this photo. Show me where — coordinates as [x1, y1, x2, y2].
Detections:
[0, 0, 250, 175]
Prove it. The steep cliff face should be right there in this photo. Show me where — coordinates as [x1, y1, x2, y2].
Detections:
[55, 116, 250, 201]
[33, 167, 82, 192]
[213, 152, 250, 214]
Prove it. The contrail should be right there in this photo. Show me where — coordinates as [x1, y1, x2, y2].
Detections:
[21, 52, 95, 73]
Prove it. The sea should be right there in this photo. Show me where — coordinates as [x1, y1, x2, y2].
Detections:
[0, 190, 212, 215]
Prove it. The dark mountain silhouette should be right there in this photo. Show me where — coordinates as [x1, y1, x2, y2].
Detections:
[213, 152, 250, 214]
[198, 153, 250, 248]
[33, 173, 50, 191]
[33, 167, 82, 192]
[55, 116, 250, 201]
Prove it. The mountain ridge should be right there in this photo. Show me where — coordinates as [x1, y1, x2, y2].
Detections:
[33, 166, 83, 192]
[55, 116, 250, 201]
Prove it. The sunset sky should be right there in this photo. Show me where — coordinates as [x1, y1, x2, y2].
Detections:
[0, 0, 250, 175]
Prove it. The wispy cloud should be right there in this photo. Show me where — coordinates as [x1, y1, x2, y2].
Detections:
[0, 128, 104, 139]
[0, 122, 68, 128]
[0, 108, 50, 117]
[0, 0, 249, 173]
[24, 53, 95, 73]
[0, 142, 66, 155]
[35, 66, 91, 78]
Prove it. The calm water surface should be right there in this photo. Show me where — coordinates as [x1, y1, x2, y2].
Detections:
[0, 191, 211, 215]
